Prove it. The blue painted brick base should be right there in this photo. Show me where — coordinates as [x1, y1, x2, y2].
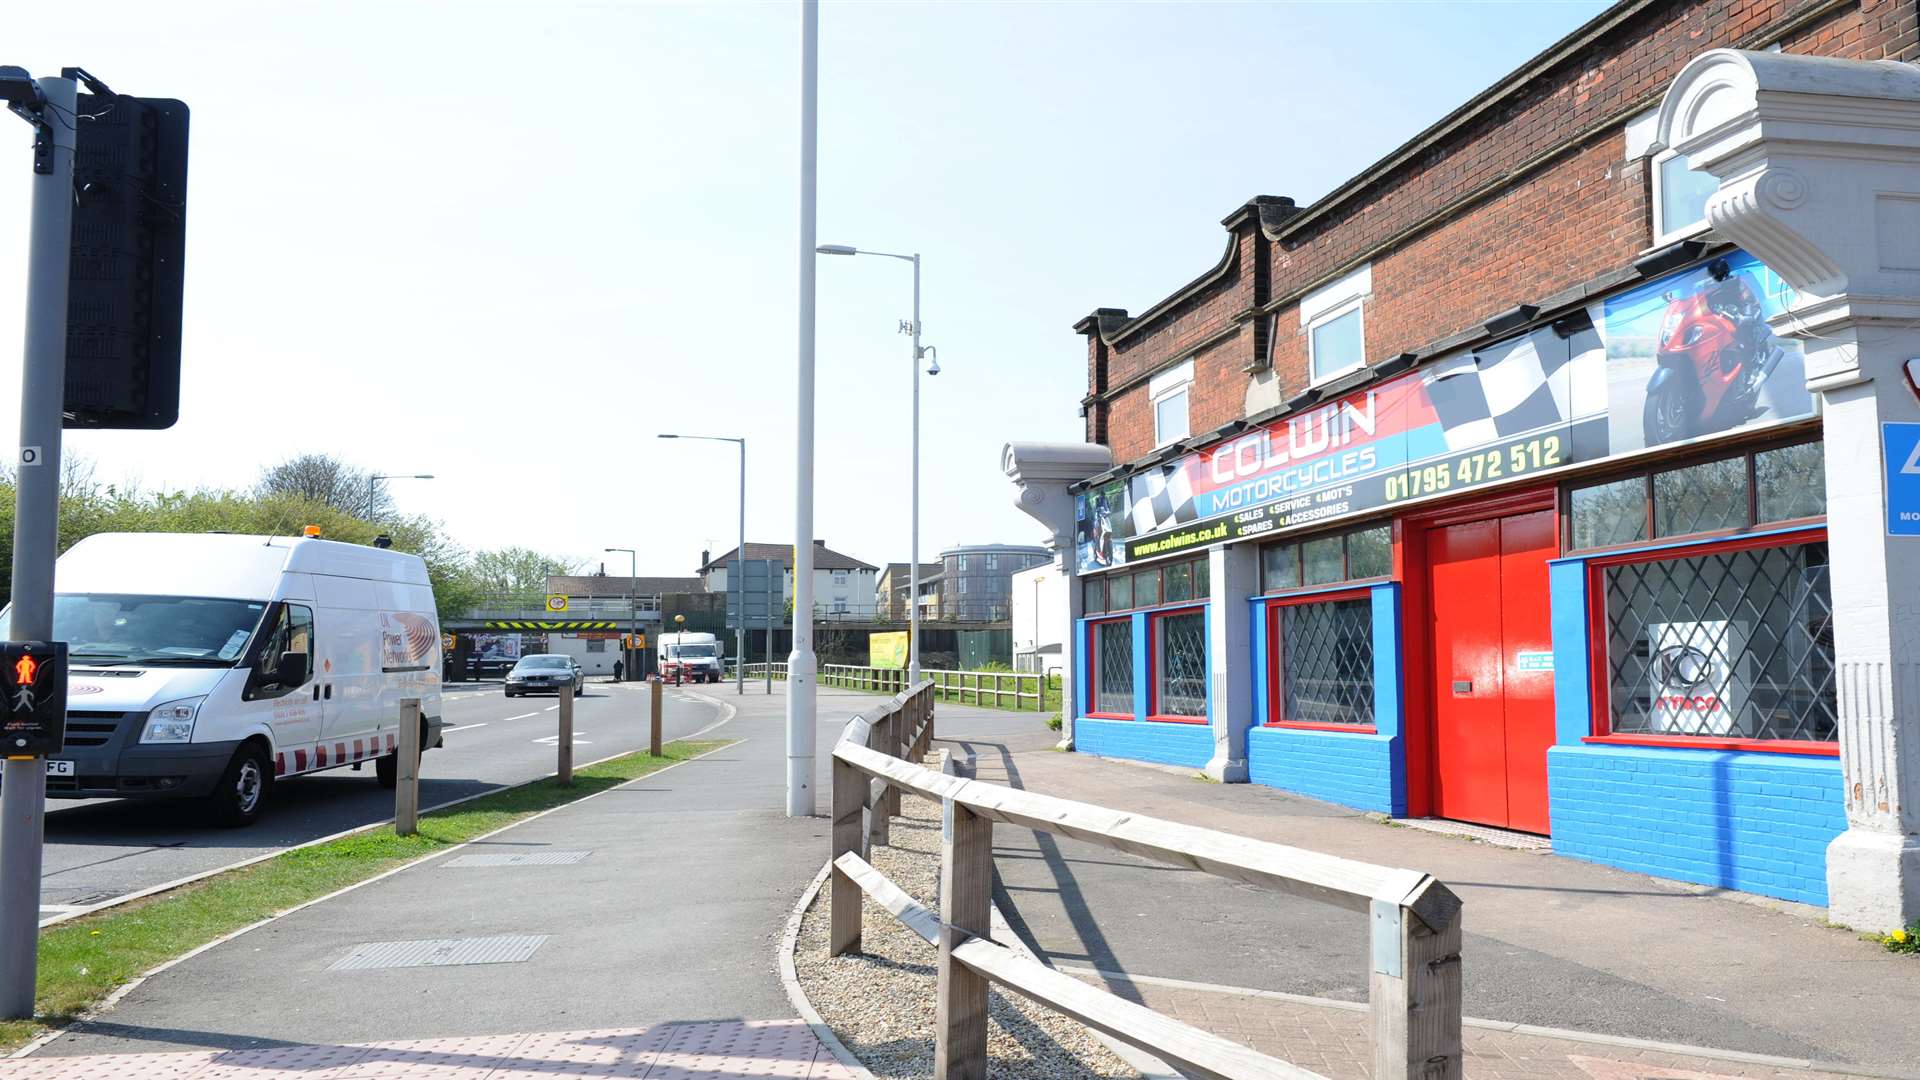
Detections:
[1548, 745, 1845, 906]
[1076, 717, 1212, 769]
[1248, 726, 1403, 815]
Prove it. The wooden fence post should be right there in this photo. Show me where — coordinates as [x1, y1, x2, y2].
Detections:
[866, 715, 891, 848]
[1371, 879, 1463, 1080]
[829, 718, 871, 957]
[394, 698, 421, 836]
[558, 682, 574, 786]
[649, 677, 663, 757]
[936, 788, 992, 1080]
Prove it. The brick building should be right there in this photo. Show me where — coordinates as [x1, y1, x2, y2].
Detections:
[1005, 0, 1920, 929]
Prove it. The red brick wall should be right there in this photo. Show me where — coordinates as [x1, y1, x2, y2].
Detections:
[1081, 0, 1918, 466]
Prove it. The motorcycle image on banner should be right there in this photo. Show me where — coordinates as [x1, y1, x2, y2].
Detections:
[1601, 251, 1812, 453]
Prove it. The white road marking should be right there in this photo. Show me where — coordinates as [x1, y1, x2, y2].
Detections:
[500, 712, 541, 722]
[532, 734, 591, 746]
[441, 723, 488, 733]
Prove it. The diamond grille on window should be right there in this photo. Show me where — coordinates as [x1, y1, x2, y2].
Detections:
[1603, 540, 1835, 742]
[1095, 620, 1133, 715]
[1281, 598, 1374, 725]
[1158, 611, 1207, 717]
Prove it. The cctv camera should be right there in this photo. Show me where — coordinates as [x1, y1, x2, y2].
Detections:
[0, 67, 44, 113]
[923, 345, 940, 377]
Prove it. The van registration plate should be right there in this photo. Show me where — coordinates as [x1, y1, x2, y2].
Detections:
[45, 760, 73, 777]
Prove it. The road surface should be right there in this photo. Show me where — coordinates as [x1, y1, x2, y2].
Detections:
[34, 679, 728, 922]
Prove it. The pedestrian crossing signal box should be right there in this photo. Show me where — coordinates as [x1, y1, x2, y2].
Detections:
[1, 641, 67, 757]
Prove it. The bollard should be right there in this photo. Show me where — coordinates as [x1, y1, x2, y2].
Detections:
[558, 682, 574, 786]
[649, 676, 663, 756]
[395, 698, 422, 836]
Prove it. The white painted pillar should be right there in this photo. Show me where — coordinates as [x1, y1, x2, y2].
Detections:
[1658, 49, 1920, 930]
[1205, 543, 1256, 782]
[1004, 443, 1114, 752]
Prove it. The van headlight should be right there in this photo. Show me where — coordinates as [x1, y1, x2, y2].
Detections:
[141, 698, 205, 744]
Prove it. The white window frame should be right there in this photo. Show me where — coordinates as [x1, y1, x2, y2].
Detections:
[1649, 146, 1716, 247]
[1149, 358, 1194, 447]
[1299, 264, 1371, 387]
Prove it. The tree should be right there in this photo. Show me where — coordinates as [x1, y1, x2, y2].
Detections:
[255, 454, 391, 520]
[468, 547, 580, 597]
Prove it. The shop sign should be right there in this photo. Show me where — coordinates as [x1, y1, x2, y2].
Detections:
[1075, 251, 1814, 572]
[1648, 621, 1748, 735]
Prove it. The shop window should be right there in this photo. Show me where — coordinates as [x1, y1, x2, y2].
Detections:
[1271, 595, 1374, 727]
[1151, 360, 1193, 447]
[1569, 476, 1647, 550]
[1598, 538, 1835, 744]
[1301, 264, 1372, 385]
[586, 639, 607, 653]
[1755, 441, 1825, 523]
[1092, 619, 1134, 716]
[1081, 556, 1206, 614]
[1654, 456, 1747, 538]
[1164, 561, 1194, 603]
[1652, 149, 1720, 245]
[1260, 524, 1392, 593]
[1154, 609, 1207, 719]
[1567, 439, 1824, 552]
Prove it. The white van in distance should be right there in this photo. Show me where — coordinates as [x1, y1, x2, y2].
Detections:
[658, 631, 723, 683]
[0, 531, 446, 826]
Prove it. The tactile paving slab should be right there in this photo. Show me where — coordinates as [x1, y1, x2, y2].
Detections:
[327, 935, 549, 971]
[441, 851, 592, 868]
[0, 1023, 862, 1079]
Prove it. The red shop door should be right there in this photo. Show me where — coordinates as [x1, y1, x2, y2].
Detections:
[1427, 508, 1556, 834]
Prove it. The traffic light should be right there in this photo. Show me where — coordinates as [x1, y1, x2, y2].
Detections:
[64, 92, 189, 430]
[0, 641, 67, 756]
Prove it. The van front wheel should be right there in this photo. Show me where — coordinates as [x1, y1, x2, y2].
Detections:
[375, 752, 398, 788]
[206, 744, 271, 827]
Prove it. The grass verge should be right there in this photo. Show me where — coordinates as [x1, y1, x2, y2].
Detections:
[2, 738, 733, 1053]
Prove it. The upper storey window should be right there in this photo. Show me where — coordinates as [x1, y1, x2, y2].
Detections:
[1150, 359, 1193, 446]
[1300, 264, 1371, 385]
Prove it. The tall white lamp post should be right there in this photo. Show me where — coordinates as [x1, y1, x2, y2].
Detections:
[816, 243, 938, 683]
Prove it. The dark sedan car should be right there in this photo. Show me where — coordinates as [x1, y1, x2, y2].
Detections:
[504, 654, 586, 697]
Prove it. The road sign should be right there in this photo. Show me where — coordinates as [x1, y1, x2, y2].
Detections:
[1885, 423, 1920, 535]
[0, 641, 67, 756]
[545, 594, 569, 612]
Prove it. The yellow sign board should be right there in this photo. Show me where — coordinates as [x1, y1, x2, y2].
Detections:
[870, 630, 909, 670]
[545, 594, 569, 613]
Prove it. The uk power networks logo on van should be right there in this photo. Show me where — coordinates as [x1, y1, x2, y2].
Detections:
[379, 613, 438, 671]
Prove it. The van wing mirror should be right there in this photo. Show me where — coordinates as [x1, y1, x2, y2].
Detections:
[275, 651, 309, 687]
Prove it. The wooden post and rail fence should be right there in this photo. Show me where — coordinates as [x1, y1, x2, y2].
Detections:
[828, 681, 1464, 1080]
[743, 661, 1051, 711]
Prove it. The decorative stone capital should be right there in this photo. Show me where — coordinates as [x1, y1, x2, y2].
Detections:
[1658, 49, 1920, 306]
[1002, 442, 1112, 556]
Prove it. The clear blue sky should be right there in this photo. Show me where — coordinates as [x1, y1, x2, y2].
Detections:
[0, 0, 1610, 577]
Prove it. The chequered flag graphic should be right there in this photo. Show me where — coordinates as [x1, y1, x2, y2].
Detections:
[1127, 463, 1198, 536]
[1423, 328, 1575, 450]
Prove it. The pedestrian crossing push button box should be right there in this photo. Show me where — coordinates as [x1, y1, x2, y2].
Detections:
[0, 641, 66, 756]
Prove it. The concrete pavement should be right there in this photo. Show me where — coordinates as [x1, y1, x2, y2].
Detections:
[30, 685, 849, 1058]
[926, 723, 1920, 1074]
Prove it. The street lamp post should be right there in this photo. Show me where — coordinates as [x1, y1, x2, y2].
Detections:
[816, 243, 936, 683]
[368, 472, 434, 519]
[659, 434, 746, 695]
[604, 547, 636, 681]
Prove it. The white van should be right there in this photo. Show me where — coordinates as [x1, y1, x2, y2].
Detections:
[0, 532, 446, 826]
[658, 631, 723, 683]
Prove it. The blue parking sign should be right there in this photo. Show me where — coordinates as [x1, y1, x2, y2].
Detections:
[1885, 423, 1920, 535]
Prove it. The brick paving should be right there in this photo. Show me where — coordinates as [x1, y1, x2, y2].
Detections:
[1067, 970, 1885, 1079]
[0, 1021, 861, 1080]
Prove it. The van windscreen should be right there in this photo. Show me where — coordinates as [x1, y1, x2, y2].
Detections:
[0, 594, 270, 666]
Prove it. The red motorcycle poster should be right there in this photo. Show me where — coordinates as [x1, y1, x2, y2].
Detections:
[1599, 250, 1811, 453]
[1073, 249, 1814, 574]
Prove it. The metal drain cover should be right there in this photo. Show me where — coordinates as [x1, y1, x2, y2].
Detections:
[329, 934, 548, 971]
[443, 850, 592, 868]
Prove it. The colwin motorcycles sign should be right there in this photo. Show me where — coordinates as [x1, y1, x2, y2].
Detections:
[1074, 250, 1815, 573]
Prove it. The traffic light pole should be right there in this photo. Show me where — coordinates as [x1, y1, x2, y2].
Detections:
[0, 74, 78, 1020]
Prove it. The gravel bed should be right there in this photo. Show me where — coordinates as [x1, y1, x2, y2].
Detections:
[793, 792, 1139, 1080]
